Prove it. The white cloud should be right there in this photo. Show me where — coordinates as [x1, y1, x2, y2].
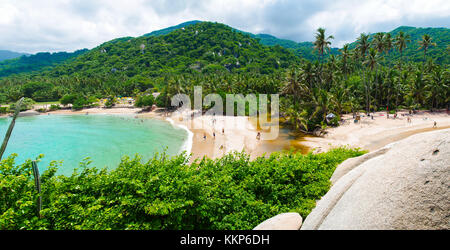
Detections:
[0, 0, 448, 53]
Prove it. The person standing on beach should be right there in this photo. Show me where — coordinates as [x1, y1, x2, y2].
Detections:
[203, 133, 207, 141]
[433, 121, 437, 128]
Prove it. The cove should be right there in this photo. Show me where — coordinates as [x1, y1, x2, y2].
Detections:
[0, 114, 189, 175]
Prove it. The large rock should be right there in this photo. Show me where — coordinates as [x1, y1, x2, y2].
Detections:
[254, 213, 302, 230]
[302, 128, 450, 230]
[17, 110, 40, 117]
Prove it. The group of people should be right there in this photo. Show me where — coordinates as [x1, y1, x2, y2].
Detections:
[203, 127, 226, 141]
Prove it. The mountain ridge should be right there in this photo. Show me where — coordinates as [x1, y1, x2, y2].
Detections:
[0, 21, 448, 78]
[0, 50, 30, 62]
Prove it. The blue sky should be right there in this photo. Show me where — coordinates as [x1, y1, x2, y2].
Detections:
[0, 0, 449, 53]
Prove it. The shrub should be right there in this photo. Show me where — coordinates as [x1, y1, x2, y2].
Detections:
[72, 98, 86, 111]
[49, 104, 61, 111]
[104, 97, 116, 108]
[135, 94, 155, 108]
[0, 148, 364, 230]
[0, 106, 9, 114]
[59, 94, 78, 106]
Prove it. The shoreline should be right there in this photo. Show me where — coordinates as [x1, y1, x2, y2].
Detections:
[7, 107, 450, 162]
[300, 110, 450, 153]
[137, 109, 265, 162]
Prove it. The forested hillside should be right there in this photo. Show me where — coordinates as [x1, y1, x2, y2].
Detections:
[0, 49, 88, 77]
[0, 50, 29, 62]
[347, 26, 449, 65]
[46, 22, 298, 78]
[0, 22, 447, 79]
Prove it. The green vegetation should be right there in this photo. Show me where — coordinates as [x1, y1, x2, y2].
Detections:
[135, 94, 155, 108]
[0, 23, 447, 133]
[0, 148, 364, 230]
[0, 49, 88, 78]
[0, 50, 29, 62]
[0, 22, 447, 132]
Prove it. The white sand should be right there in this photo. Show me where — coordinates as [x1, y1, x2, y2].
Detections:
[302, 110, 450, 153]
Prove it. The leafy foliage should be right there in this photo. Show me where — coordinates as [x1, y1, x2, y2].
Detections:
[0, 148, 364, 230]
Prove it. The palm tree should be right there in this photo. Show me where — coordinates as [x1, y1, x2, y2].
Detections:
[425, 68, 447, 111]
[372, 33, 385, 54]
[339, 44, 351, 79]
[394, 71, 408, 111]
[282, 67, 302, 106]
[394, 31, 411, 68]
[313, 27, 334, 77]
[357, 33, 371, 113]
[371, 33, 385, 109]
[408, 71, 426, 109]
[383, 33, 393, 55]
[356, 33, 371, 59]
[418, 34, 437, 65]
[364, 48, 380, 113]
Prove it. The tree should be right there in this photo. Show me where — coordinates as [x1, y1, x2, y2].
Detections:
[364, 48, 380, 113]
[383, 33, 393, 55]
[313, 28, 334, 73]
[59, 94, 78, 106]
[356, 33, 371, 114]
[135, 94, 155, 109]
[72, 97, 86, 111]
[394, 31, 411, 68]
[418, 34, 436, 65]
[104, 97, 116, 108]
[339, 44, 351, 79]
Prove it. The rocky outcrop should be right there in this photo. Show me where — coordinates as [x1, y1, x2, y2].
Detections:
[301, 129, 450, 230]
[17, 110, 40, 117]
[253, 213, 302, 230]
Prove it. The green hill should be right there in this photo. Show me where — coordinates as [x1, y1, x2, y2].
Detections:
[0, 49, 88, 77]
[45, 22, 299, 78]
[249, 33, 339, 61]
[347, 26, 449, 64]
[0, 50, 29, 62]
[0, 22, 447, 79]
[143, 20, 202, 37]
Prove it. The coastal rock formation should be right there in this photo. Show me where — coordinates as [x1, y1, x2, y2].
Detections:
[301, 129, 450, 230]
[17, 110, 40, 117]
[253, 213, 302, 230]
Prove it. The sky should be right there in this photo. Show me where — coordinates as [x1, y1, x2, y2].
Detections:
[0, 0, 449, 53]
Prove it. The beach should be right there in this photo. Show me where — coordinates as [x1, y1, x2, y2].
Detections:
[138, 109, 263, 162]
[301, 110, 450, 153]
[24, 107, 450, 161]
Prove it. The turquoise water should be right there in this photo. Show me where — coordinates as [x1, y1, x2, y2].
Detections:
[0, 114, 188, 175]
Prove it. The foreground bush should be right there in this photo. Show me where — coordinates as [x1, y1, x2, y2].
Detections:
[0, 148, 364, 230]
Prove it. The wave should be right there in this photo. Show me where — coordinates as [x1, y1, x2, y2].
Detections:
[166, 117, 193, 157]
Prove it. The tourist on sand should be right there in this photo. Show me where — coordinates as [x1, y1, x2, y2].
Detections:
[256, 132, 261, 140]
[433, 121, 437, 128]
[222, 128, 225, 134]
[213, 132, 216, 139]
[203, 133, 207, 141]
